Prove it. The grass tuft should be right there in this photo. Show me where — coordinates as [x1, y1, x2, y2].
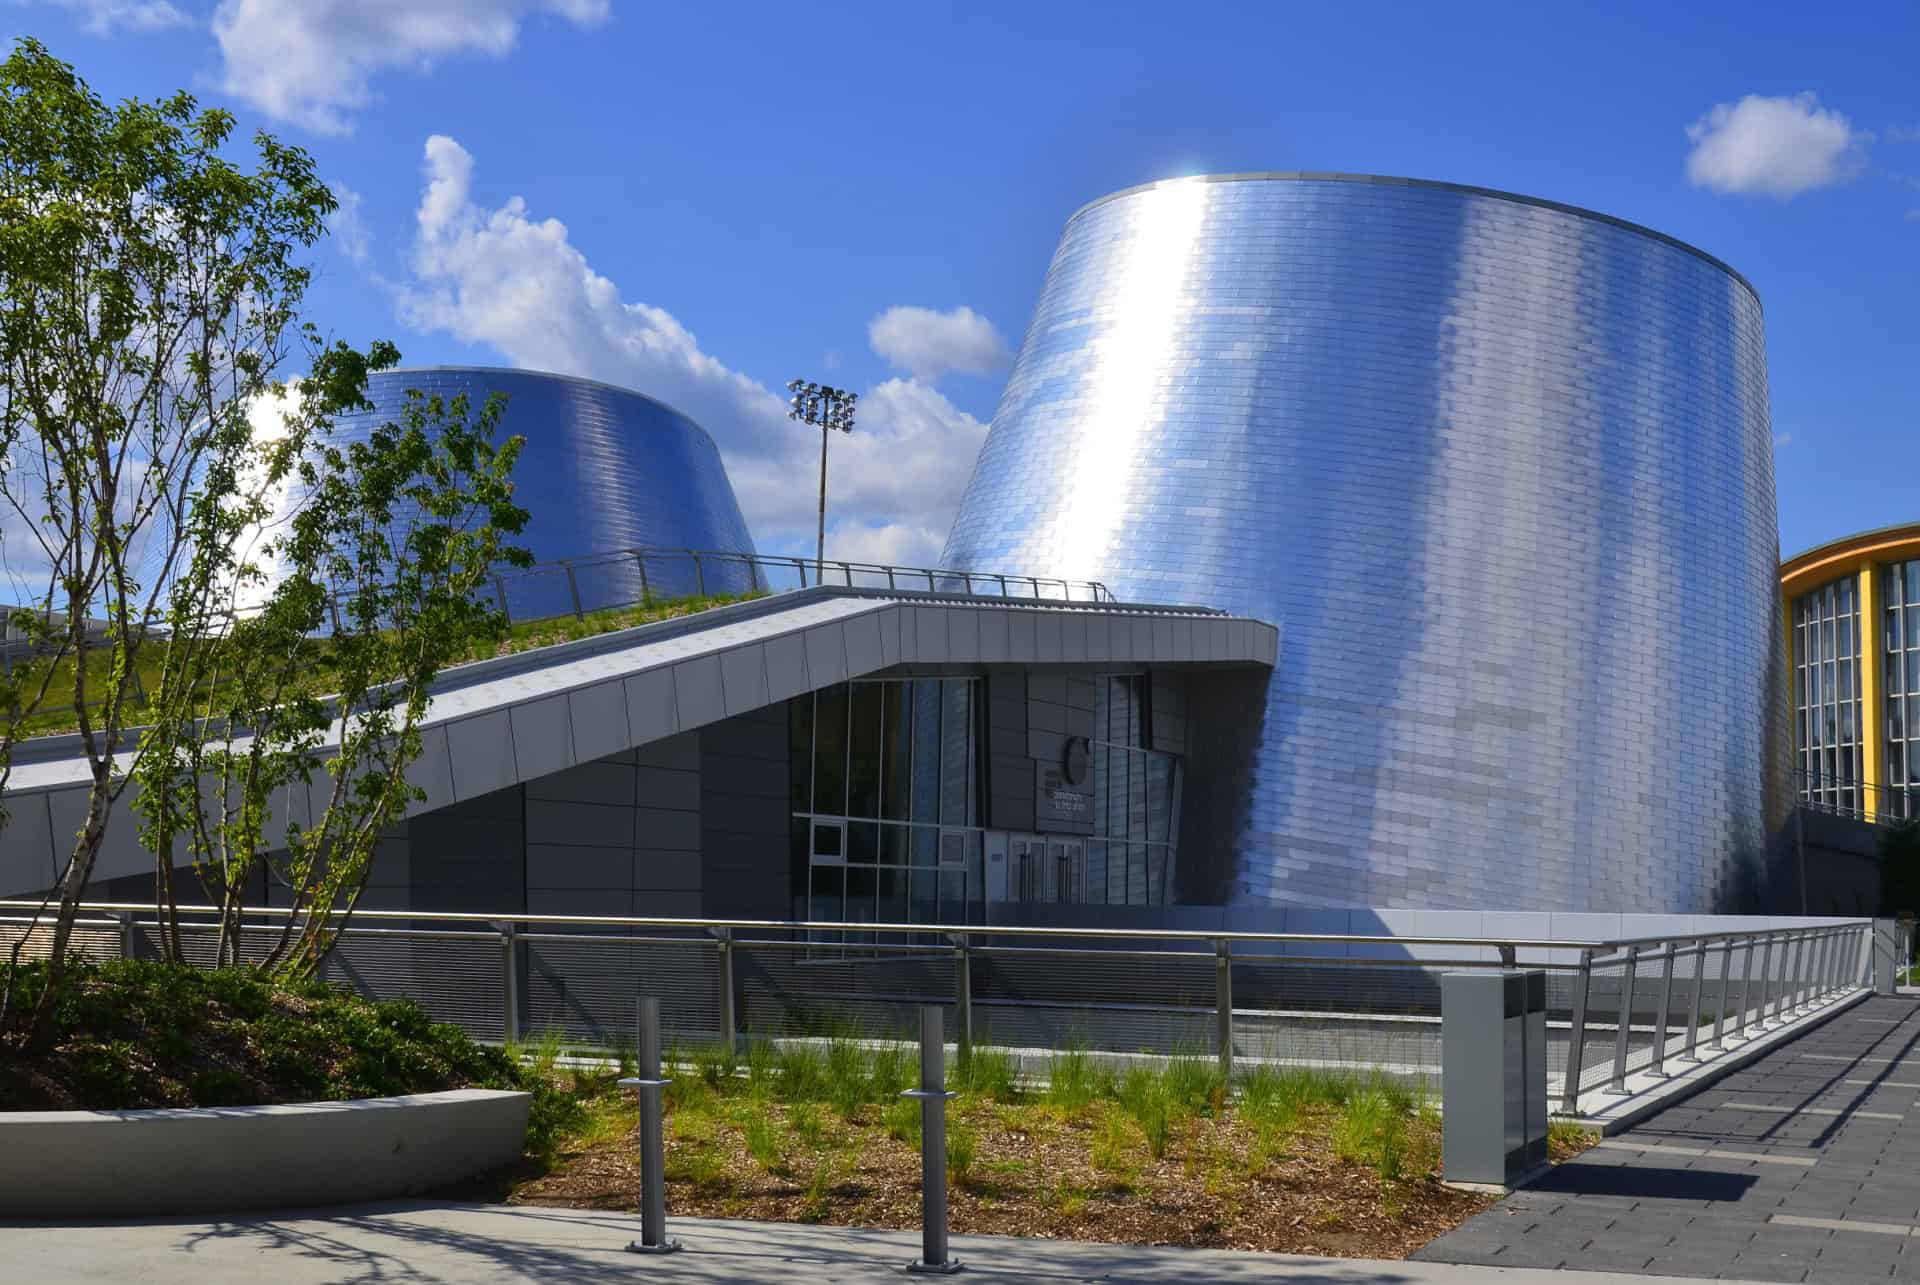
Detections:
[956, 1045, 1017, 1102]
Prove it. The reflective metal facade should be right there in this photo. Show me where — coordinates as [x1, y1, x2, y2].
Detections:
[296, 367, 758, 611]
[943, 174, 1784, 913]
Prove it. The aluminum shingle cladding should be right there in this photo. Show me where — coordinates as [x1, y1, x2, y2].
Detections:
[324, 367, 758, 601]
[942, 174, 1785, 913]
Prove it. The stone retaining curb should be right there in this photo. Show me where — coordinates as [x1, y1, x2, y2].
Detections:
[0, 1088, 529, 1218]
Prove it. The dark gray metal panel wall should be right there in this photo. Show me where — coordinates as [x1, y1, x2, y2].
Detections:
[698, 708, 790, 920]
[521, 735, 703, 918]
[1028, 672, 1095, 835]
[943, 174, 1783, 913]
[987, 673, 1035, 833]
[1151, 673, 1189, 757]
[409, 790, 526, 914]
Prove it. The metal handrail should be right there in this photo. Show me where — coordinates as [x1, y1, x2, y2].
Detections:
[488, 544, 1116, 614]
[5, 902, 1870, 1115]
[0, 897, 1654, 951]
[1794, 768, 1920, 825]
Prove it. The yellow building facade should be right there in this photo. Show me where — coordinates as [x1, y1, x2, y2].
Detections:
[1780, 522, 1920, 820]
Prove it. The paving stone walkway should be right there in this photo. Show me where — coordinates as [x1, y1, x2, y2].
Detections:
[1416, 995, 1920, 1282]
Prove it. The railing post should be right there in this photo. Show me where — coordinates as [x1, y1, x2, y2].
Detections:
[1680, 938, 1708, 1063]
[1561, 948, 1593, 1115]
[634, 551, 652, 605]
[1801, 931, 1816, 1006]
[1651, 944, 1676, 1077]
[1736, 935, 1757, 1037]
[493, 576, 512, 625]
[902, 1005, 961, 1274]
[497, 921, 519, 1045]
[1711, 936, 1733, 1051]
[1788, 931, 1804, 1013]
[712, 927, 736, 1054]
[949, 933, 973, 1067]
[1215, 938, 1234, 1082]
[694, 553, 707, 598]
[1820, 929, 1837, 998]
[117, 911, 134, 960]
[565, 562, 584, 619]
[1753, 934, 1775, 1030]
[623, 997, 681, 1255]
[1767, 934, 1789, 1023]
[1607, 945, 1638, 1095]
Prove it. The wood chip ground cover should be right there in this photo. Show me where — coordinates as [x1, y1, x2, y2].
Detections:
[495, 1056, 1594, 1259]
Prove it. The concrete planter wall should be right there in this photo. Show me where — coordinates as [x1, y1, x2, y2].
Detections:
[0, 1088, 530, 1219]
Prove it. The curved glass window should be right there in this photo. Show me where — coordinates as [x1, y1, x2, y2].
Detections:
[1795, 577, 1861, 816]
[1884, 561, 1920, 819]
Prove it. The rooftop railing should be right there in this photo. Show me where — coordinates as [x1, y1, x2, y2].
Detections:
[1795, 769, 1920, 826]
[1, 899, 1870, 1117]
[478, 545, 1116, 626]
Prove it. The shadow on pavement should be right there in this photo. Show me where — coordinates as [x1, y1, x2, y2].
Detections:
[1522, 1163, 1757, 1202]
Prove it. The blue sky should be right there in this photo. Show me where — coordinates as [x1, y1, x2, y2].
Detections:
[12, 0, 1917, 564]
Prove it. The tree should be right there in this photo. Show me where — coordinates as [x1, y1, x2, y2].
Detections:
[0, 40, 525, 1039]
[133, 386, 528, 975]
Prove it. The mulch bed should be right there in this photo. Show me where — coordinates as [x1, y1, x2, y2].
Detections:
[501, 1092, 1528, 1259]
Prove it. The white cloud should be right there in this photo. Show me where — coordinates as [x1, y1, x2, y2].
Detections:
[1685, 92, 1869, 198]
[328, 181, 369, 264]
[22, 0, 190, 34]
[868, 305, 1010, 382]
[210, 0, 610, 135]
[1774, 432, 1793, 448]
[398, 136, 989, 563]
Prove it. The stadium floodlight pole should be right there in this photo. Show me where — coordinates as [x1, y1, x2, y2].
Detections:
[786, 380, 858, 583]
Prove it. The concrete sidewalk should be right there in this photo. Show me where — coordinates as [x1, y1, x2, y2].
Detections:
[1419, 995, 1920, 1281]
[0, 1201, 1785, 1283]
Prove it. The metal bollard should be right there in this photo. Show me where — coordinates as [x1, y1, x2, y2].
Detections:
[901, 1005, 961, 1274]
[621, 997, 681, 1255]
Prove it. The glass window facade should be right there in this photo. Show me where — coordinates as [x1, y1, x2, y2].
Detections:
[1794, 577, 1862, 815]
[1087, 675, 1180, 905]
[1884, 561, 1920, 819]
[790, 673, 1184, 921]
[790, 678, 983, 926]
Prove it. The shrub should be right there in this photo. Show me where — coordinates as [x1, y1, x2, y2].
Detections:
[1118, 1067, 1172, 1158]
[777, 1043, 830, 1101]
[741, 1105, 783, 1173]
[789, 1101, 828, 1150]
[1334, 1087, 1408, 1183]
[692, 1042, 738, 1088]
[956, 1046, 1017, 1102]
[1162, 1052, 1224, 1115]
[1045, 1043, 1106, 1111]
[0, 958, 582, 1160]
[1090, 1110, 1141, 1186]
[883, 1094, 922, 1147]
[945, 1119, 978, 1186]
